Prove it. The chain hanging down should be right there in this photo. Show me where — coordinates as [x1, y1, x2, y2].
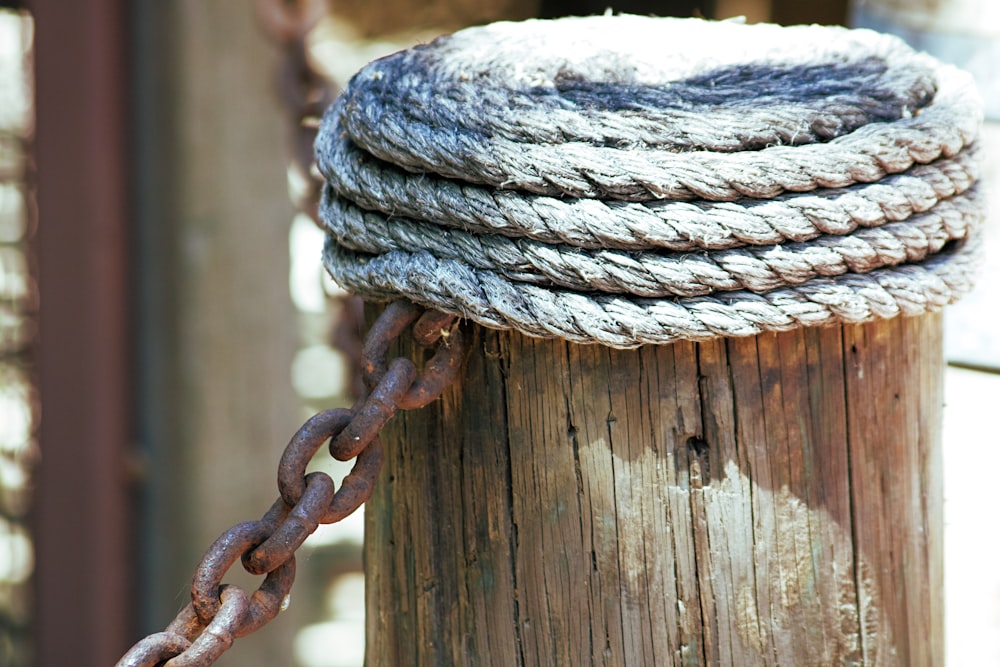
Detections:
[118, 3, 465, 665]
[117, 301, 468, 666]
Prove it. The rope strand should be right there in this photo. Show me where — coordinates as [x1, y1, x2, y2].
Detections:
[315, 15, 985, 348]
[322, 187, 982, 297]
[319, 125, 979, 250]
[323, 237, 979, 348]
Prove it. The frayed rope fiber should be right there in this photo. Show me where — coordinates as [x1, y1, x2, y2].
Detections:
[315, 15, 985, 348]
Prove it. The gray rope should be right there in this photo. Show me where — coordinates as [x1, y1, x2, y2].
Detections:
[315, 16, 985, 348]
[330, 75, 980, 201]
[327, 17, 981, 201]
[323, 237, 980, 349]
[319, 125, 980, 250]
[321, 187, 983, 298]
[344, 29, 940, 151]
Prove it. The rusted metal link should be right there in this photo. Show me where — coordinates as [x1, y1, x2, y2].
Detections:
[277, 41, 333, 124]
[258, 495, 293, 533]
[191, 522, 269, 623]
[256, 0, 325, 43]
[166, 586, 250, 667]
[362, 300, 423, 388]
[330, 357, 416, 459]
[397, 322, 466, 410]
[413, 308, 459, 346]
[117, 300, 468, 666]
[190, 521, 296, 634]
[277, 408, 354, 507]
[233, 558, 297, 639]
[243, 472, 336, 575]
[116, 632, 192, 667]
[165, 604, 207, 643]
[321, 437, 384, 523]
[331, 295, 366, 400]
[116, 1, 473, 662]
[280, 47, 330, 221]
[258, 0, 334, 229]
[361, 301, 464, 410]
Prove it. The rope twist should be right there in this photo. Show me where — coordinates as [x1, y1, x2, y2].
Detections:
[316, 15, 985, 348]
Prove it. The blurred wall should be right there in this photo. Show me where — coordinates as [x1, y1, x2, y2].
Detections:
[132, 2, 301, 665]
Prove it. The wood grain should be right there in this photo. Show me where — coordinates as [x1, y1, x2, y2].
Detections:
[366, 314, 944, 666]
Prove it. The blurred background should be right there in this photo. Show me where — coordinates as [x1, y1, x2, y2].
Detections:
[0, 0, 996, 665]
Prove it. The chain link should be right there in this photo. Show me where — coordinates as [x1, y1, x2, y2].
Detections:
[257, 0, 334, 225]
[117, 302, 468, 666]
[116, 6, 468, 664]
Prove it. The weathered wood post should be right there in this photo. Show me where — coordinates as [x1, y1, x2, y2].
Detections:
[311, 15, 983, 666]
[366, 314, 944, 665]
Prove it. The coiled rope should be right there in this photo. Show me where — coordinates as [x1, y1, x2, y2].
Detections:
[316, 15, 985, 349]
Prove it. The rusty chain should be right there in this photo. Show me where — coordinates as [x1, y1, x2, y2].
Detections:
[117, 300, 468, 666]
[117, 3, 470, 664]
[258, 0, 334, 226]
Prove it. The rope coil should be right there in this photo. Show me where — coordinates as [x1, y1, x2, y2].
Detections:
[316, 15, 985, 348]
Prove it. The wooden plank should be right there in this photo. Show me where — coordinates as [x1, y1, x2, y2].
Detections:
[841, 316, 945, 665]
[32, 0, 133, 663]
[367, 314, 944, 665]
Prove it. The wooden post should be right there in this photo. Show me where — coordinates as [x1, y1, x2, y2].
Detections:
[365, 313, 944, 665]
[33, 0, 133, 662]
